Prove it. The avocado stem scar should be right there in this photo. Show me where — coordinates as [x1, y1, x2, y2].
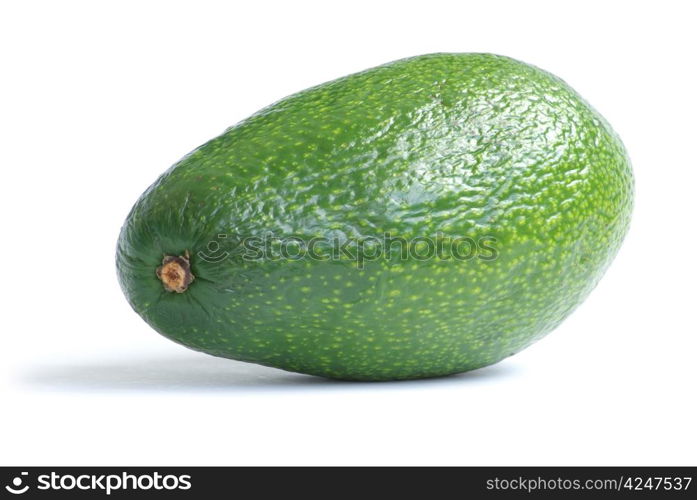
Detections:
[156, 251, 195, 293]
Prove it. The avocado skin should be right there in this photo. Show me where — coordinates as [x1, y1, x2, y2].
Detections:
[117, 53, 633, 380]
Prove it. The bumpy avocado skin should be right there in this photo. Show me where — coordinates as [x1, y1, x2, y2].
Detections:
[116, 53, 633, 380]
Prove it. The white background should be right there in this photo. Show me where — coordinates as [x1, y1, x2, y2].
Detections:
[1, 0, 695, 466]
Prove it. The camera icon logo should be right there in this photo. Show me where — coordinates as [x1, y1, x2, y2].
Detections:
[5, 472, 29, 495]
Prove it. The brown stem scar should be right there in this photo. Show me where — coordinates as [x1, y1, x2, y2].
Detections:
[156, 252, 195, 293]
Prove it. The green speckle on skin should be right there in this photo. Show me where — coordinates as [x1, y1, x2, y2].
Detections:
[116, 53, 633, 381]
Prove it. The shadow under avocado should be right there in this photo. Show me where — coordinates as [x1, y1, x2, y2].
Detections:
[21, 353, 520, 393]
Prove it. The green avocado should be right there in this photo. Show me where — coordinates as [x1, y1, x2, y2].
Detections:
[116, 53, 633, 381]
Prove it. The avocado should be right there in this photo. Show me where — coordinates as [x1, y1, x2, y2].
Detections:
[116, 53, 633, 381]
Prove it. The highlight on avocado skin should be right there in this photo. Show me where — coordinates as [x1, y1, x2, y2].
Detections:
[116, 53, 633, 381]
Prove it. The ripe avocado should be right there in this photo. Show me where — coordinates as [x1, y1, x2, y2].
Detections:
[116, 53, 633, 381]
